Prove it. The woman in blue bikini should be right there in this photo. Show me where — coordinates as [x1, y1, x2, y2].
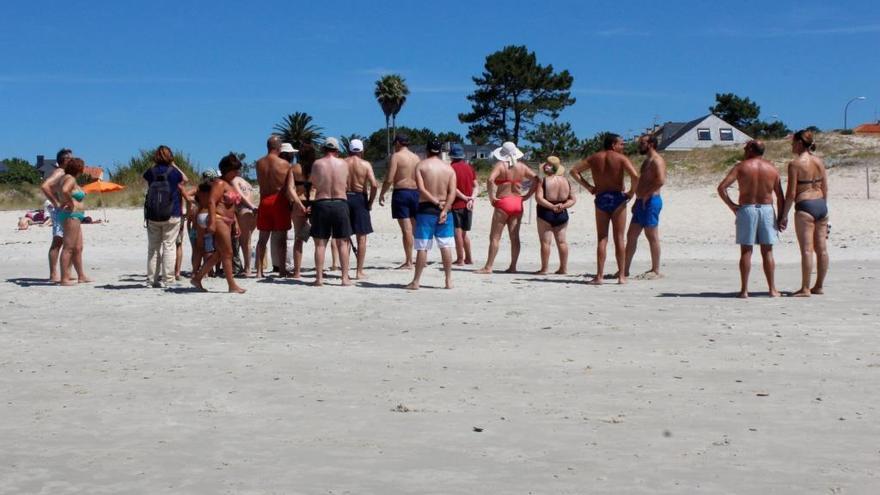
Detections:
[54, 157, 92, 286]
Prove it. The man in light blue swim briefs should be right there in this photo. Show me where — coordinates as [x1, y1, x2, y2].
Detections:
[717, 140, 784, 299]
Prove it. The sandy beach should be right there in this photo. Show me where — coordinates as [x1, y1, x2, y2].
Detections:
[1, 165, 878, 494]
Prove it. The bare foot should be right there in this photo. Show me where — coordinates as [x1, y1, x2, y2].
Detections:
[329, 265, 340, 272]
[769, 290, 781, 298]
[395, 262, 414, 270]
[811, 286, 824, 295]
[737, 291, 749, 299]
[354, 271, 367, 280]
[77, 277, 93, 284]
[290, 272, 301, 279]
[174, 275, 181, 281]
[475, 267, 493, 274]
[445, 282, 453, 289]
[791, 288, 811, 297]
[586, 277, 603, 285]
[503, 266, 517, 274]
[341, 278, 353, 287]
[60, 279, 76, 287]
[636, 270, 663, 280]
[453, 261, 465, 266]
[533, 269, 548, 275]
[49, 277, 61, 284]
[617, 276, 627, 285]
[190, 279, 207, 292]
[554, 268, 567, 275]
[464, 259, 473, 265]
[229, 286, 246, 294]
[405, 282, 419, 290]
[312, 281, 323, 287]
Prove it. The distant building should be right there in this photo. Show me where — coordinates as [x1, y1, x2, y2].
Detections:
[34, 155, 103, 180]
[35, 155, 58, 179]
[0, 162, 8, 174]
[853, 122, 880, 135]
[653, 114, 752, 151]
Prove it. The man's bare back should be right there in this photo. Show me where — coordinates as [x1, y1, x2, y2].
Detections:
[732, 158, 780, 205]
[312, 155, 349, 200]
[416, 156, 455, 208]
[586, 151, 632, 194]
[388, 148, 419, 189]
[255, 154, 290, 195]
[346, 156, 374, 194]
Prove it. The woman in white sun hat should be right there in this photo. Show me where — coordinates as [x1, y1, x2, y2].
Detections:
[476, 141, 538, 274]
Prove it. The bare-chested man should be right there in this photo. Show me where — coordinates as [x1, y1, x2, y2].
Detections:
[345, 139, 378, 280]
[717, 140, 784, 298]
[570, 133, 639, 284]
[40, 148, 73, 282]
[378, 134, 420, 269]
[624, 134, 667, 279]
[407, 140, 457, 290]
[255, 135, 292, 277]
[310, 138, 352, 287]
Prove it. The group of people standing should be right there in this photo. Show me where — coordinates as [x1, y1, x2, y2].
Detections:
[38, 127, 829, 297]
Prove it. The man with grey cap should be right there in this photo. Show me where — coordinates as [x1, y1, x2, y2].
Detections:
[346, 138, 378, 279]
[310, 137, 353, 286]
[255, 135, 292, 277]
[449, 143, 478, 265]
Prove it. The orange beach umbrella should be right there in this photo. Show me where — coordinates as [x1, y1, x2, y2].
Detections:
[82, 180, 126, 221]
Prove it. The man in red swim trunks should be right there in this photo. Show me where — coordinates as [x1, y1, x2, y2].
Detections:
[255, 135, 293, 277]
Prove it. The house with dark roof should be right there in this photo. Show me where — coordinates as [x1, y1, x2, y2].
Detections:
[653, 114, 752, 151]
[35, 155, 58, 179]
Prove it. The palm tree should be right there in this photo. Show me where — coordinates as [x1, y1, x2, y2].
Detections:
[374, 74, 410, 159]
[273, 112, 324, 149]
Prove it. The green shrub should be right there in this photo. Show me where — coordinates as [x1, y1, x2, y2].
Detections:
[0, 158, 41, 185]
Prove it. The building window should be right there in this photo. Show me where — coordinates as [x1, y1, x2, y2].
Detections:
[478, 152, 487, 159]
[697, 128, 711, 141]
[719, 128, 734, 141]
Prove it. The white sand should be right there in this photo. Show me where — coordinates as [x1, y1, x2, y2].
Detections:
[1, 166, 878, 494]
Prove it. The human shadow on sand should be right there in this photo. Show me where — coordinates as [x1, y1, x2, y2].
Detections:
[356, 281, 415, 290]
[656, 291, 751, 299]
[514, 277, 587, 285]
[97, 283, 146, 290]
[6, 277, 56, 287]
[256, 277, 314, 287]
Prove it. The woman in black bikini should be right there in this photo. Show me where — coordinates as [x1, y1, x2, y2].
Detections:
[285, 143, 315, 278]
[534, 156, 577, 275]
[780, 129, 828, 296]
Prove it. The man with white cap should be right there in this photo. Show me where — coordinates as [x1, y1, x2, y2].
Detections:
[378, 134, 420, 269]
[476, 141, 537, 274]
[345, 139, 378, 279]
[449, 143, 479, 265]
[310, 137, 353, 286]
[255, 135, 293, 277]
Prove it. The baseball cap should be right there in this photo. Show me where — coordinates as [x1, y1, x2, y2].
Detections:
[323, 137, 340, 151]
[280, 143, 298, 154]
[349, 139, 364, 153]
[427, 140, 442, 154]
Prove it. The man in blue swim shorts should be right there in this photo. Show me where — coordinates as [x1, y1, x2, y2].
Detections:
[378, 134, 420, 269]
[717, 140, 784, 298]
[624, 134, 667, 280]
[406, 141, 457, 290]
[570, 133, 639, 284]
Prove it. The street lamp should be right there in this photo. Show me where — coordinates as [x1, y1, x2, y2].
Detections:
[844, 96, 867, 130]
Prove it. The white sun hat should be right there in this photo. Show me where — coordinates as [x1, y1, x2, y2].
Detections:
[492, 141, 524, 162]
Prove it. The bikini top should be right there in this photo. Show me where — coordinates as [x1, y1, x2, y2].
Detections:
[222, 189, 241, 207]
[797, 177, 823, 185]
[72, 190, 86, 201]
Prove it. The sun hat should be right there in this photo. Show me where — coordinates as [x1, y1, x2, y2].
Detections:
[280, 143, 298, 154]
[323, 137, 340, 151]
[449, 144, 465, 159]
[492, 141, 524, 167]
[545, 156, 565, 176]
[349, 139, 364, 153]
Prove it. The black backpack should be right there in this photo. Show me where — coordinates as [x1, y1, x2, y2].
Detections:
[144, 167, 174, 221]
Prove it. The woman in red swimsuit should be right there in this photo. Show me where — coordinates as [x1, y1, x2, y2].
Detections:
[191, 153, 246, 294]
[476, 142, 538, 274]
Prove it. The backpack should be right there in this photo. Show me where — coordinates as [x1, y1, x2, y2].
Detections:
[144, 167, 174, 221]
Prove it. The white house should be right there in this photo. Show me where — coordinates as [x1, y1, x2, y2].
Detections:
[654, 114, 752, 151]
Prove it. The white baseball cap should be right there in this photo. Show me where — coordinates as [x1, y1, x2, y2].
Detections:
[349, 139, 364, 153]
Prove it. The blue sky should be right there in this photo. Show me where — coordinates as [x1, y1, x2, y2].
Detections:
[2, 0, 878, 170]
